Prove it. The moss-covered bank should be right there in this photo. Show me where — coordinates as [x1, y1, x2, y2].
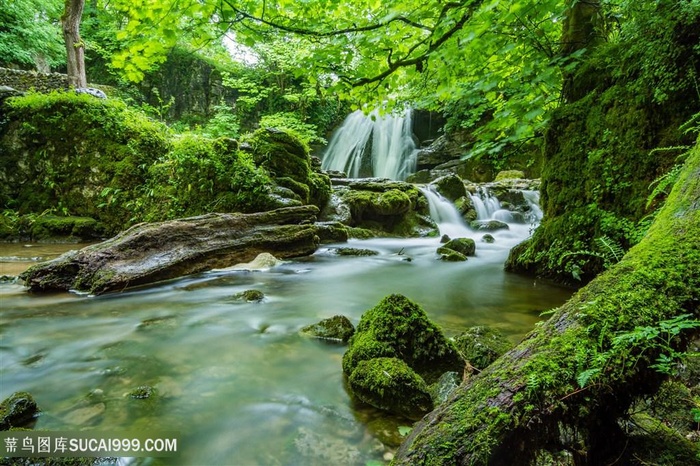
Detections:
[506, 2, 700, 284]
[0, 92, 330, 239]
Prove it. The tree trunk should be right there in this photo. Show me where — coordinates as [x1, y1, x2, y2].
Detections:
[62, 0, 87, 88]
[394, 139, 700, 464]
[20, 206, 322, 295]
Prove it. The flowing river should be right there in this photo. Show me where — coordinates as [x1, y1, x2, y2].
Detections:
[0, 187, 574, 465]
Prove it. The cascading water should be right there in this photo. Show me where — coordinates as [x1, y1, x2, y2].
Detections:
[321, 109, 418, 180]
[420, 187, 471, 238]
[469, 187, 501, 220]
[421, 184, 545, 252]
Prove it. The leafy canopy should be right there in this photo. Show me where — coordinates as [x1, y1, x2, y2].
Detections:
[0, 0, 65, 69]
[110, 0, 569, 156]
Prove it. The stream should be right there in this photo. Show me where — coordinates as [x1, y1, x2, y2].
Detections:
[0, 187, 574, 465]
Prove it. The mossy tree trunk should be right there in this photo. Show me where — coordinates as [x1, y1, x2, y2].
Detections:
[394, 139, 700, 464]
[62, 0, 87, 88]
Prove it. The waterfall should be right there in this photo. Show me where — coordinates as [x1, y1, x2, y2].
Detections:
[420, 187, 471, 238]
[321, 109, 418, 180]
[469, 187, 501, 220]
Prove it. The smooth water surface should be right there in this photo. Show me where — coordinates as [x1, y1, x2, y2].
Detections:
[0, 228, 573, 465]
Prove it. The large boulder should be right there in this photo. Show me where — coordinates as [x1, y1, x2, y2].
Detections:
[342, 295, 464, 418]
[20, 206, 321, 294]
[246, 128, 331, 208]
[430, 174, 466, 202]
[323, 179, 435, 237]
[344, 295, 464, 383]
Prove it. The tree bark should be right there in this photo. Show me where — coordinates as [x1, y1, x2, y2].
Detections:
[62, 0, 87, 88]
[20, 206, 321, 295]
[394, 139, 700, 464]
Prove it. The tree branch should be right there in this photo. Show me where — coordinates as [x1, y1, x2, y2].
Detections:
[221, 0, 433, 36]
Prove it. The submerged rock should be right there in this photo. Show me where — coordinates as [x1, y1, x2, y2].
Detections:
[438, 238, 476, 257]
[332, 247, 379, 257]
[300, 315, 355, 343]
[470, 219, 510, 231]
[128, 385, 157, 399]
[231, 289, 266, 303]
[0, 392, 38, 430]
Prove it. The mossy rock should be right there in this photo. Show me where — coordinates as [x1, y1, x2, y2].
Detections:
[343, 189, 412, 220]
[1, 391, 38, 430]
[231, 289, 266, 303]
[437, 249, 468, 262]
[348, 357, 433, 420]
[454, 196, 478, 222]
[248, 127, 311, 182]
[453, 326, 512, 370]
[128, 386, 157, 399]
[246, 127, 331, 208]
[342, 294, 464, 384]
[314, 222, 349, 244]
[482, 234, 495, 243]
[0, 92, 170, 233]
[495, 170, 525, 181]
[430, 174, 466, 201]
[29, 215, 105, 242]
[332, 247, 379, 257]
[439, 238, 476, 257]
[470, 219, 509, 231]
[299, 315, 355, 343]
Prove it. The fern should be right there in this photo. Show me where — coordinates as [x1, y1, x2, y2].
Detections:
[647, 163, 684, 209]
[595, 235, 625, 265]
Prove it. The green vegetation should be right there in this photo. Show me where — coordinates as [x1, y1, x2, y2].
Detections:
[0, 91, 329, 238]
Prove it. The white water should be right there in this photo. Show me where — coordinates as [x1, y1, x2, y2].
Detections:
[421, 185, 543, 251]
[421, 187, 471, 239]
[469, 187, 501, 220]
[321, 109, 418, 180]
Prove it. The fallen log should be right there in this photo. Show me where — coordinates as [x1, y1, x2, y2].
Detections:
[394, 142, 700, 464]
[20, 206, 321, 294]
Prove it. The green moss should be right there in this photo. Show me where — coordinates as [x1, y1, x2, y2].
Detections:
[1, 391, 38, 430]
[507, 63, 695, 283]
[453, 326, 512, 370]
[437, 249, 467, 261]
[143, 134, 273, 220]
[343, 294, 464, 384]
[348, 357, 434, 420]
[29, 215, 105, 241]
[0, 91, 170, 233]
[494, 170, 525, 181]
[438, 238, 476, 257]
[300, 315, 355, 343]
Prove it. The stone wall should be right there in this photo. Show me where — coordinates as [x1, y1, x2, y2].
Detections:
[0, 68, 69, 93]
